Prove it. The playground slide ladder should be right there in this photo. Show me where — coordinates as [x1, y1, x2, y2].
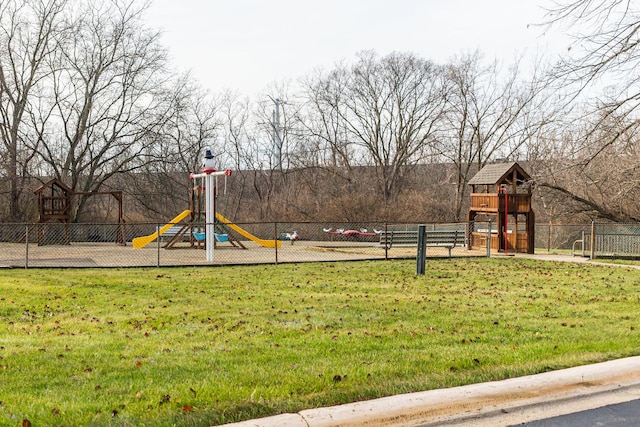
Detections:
[132, 210, 192, 249]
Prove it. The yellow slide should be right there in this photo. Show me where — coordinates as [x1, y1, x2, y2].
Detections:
[215, 212, 281, 248]
[132, 210, 191, 249]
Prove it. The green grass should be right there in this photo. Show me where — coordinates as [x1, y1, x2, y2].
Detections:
[1, 258, 640, 426]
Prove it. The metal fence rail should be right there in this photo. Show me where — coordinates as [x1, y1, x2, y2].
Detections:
[593, 223, 640, 258]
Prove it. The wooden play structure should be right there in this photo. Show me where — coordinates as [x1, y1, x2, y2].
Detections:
[34, 178, 125, 245]
[467, 162, 535, 254]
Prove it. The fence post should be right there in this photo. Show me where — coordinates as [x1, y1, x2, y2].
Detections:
[25, 224, 29, 269]
[384, 223, 388, 260]
[416, 224, 426, 275]
[157, 225, 161, 267]
[590, 221, 596, 260]
[274, 222, 279, 265]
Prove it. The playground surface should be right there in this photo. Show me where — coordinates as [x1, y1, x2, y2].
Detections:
[0, 240, 484, 268]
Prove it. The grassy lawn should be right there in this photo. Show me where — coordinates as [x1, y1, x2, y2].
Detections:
[1, 258, 640, 426]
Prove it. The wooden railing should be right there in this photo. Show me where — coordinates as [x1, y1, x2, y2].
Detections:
[471, 194, 499, 211]
[470, 193, 531, 212]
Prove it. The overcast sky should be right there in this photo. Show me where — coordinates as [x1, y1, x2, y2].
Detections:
[144, 0, 569, 96]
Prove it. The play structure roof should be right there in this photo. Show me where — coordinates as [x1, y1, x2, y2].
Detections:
[34, 178, 73, 194]
[468, 161, 531, 186]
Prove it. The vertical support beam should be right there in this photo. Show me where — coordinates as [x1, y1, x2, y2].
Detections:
[486, 219, 492, 258]
[497, 194, 504, 253]
[205, 173, 215, 262]
[191, 169, 232, 262]
[528, 210, 535, 254]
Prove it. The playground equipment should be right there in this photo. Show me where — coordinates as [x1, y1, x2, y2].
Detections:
[187, 182, 238, 249]
[34, 178, 125, 245]
[190, 168, 232, 261]
[323, 228, 381, 238]
[216, 212, 282, 248]
[131, 210, 191, 249]
[279, 230, 300, 244]
[190, 151, 281, 255]
[132, 150, 281, 261]
[467, 162, 535, 254]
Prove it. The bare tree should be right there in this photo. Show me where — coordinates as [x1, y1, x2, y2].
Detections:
[537, 0, 640, 220]
[299, 64, 354, 169]
[0, 0, 67, 221]
[30, 0, 170, 221]
[127, 74, 225, 219]
[301, 51, 447, 217]
[439, 51, 551, 220]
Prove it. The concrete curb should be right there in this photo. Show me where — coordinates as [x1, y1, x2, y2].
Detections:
[219, 356, 640, 427]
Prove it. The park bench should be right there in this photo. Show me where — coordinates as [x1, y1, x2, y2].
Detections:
[379, 229, 465, 257]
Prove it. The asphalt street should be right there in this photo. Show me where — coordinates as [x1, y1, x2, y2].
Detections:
[514, 399, 640, 427]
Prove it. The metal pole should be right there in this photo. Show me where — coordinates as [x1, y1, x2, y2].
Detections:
[274, 222, 279, 265]
[25, 224, 29, 269]
[191, 169, 231, 263]
[269, 97, 283, 170]
[590, 221, 596, 260]
[157, 225, 161, 267]
[205, 174, 214, 262]
[384, 223, 388, 260]
[416, 225, 426, 275]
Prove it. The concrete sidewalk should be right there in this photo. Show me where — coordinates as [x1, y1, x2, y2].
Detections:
[221, 356, 640, 427]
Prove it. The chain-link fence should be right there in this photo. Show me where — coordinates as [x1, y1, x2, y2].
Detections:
[534, 222, 640, 259]
[2, 221, 638, 268]
[534, 223, 593, 256]
[0, 221, 477, 268]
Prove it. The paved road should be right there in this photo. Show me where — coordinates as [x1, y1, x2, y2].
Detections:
[515, 399, 640, 427]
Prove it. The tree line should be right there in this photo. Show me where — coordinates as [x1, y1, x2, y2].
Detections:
[1, 0, 639, 224]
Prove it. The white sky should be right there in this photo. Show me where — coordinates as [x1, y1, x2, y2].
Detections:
[145, 0, 569, 96]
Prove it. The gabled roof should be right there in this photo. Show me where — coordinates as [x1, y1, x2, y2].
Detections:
[468, 161, 531, 186]
[34, 178, 73, 194]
